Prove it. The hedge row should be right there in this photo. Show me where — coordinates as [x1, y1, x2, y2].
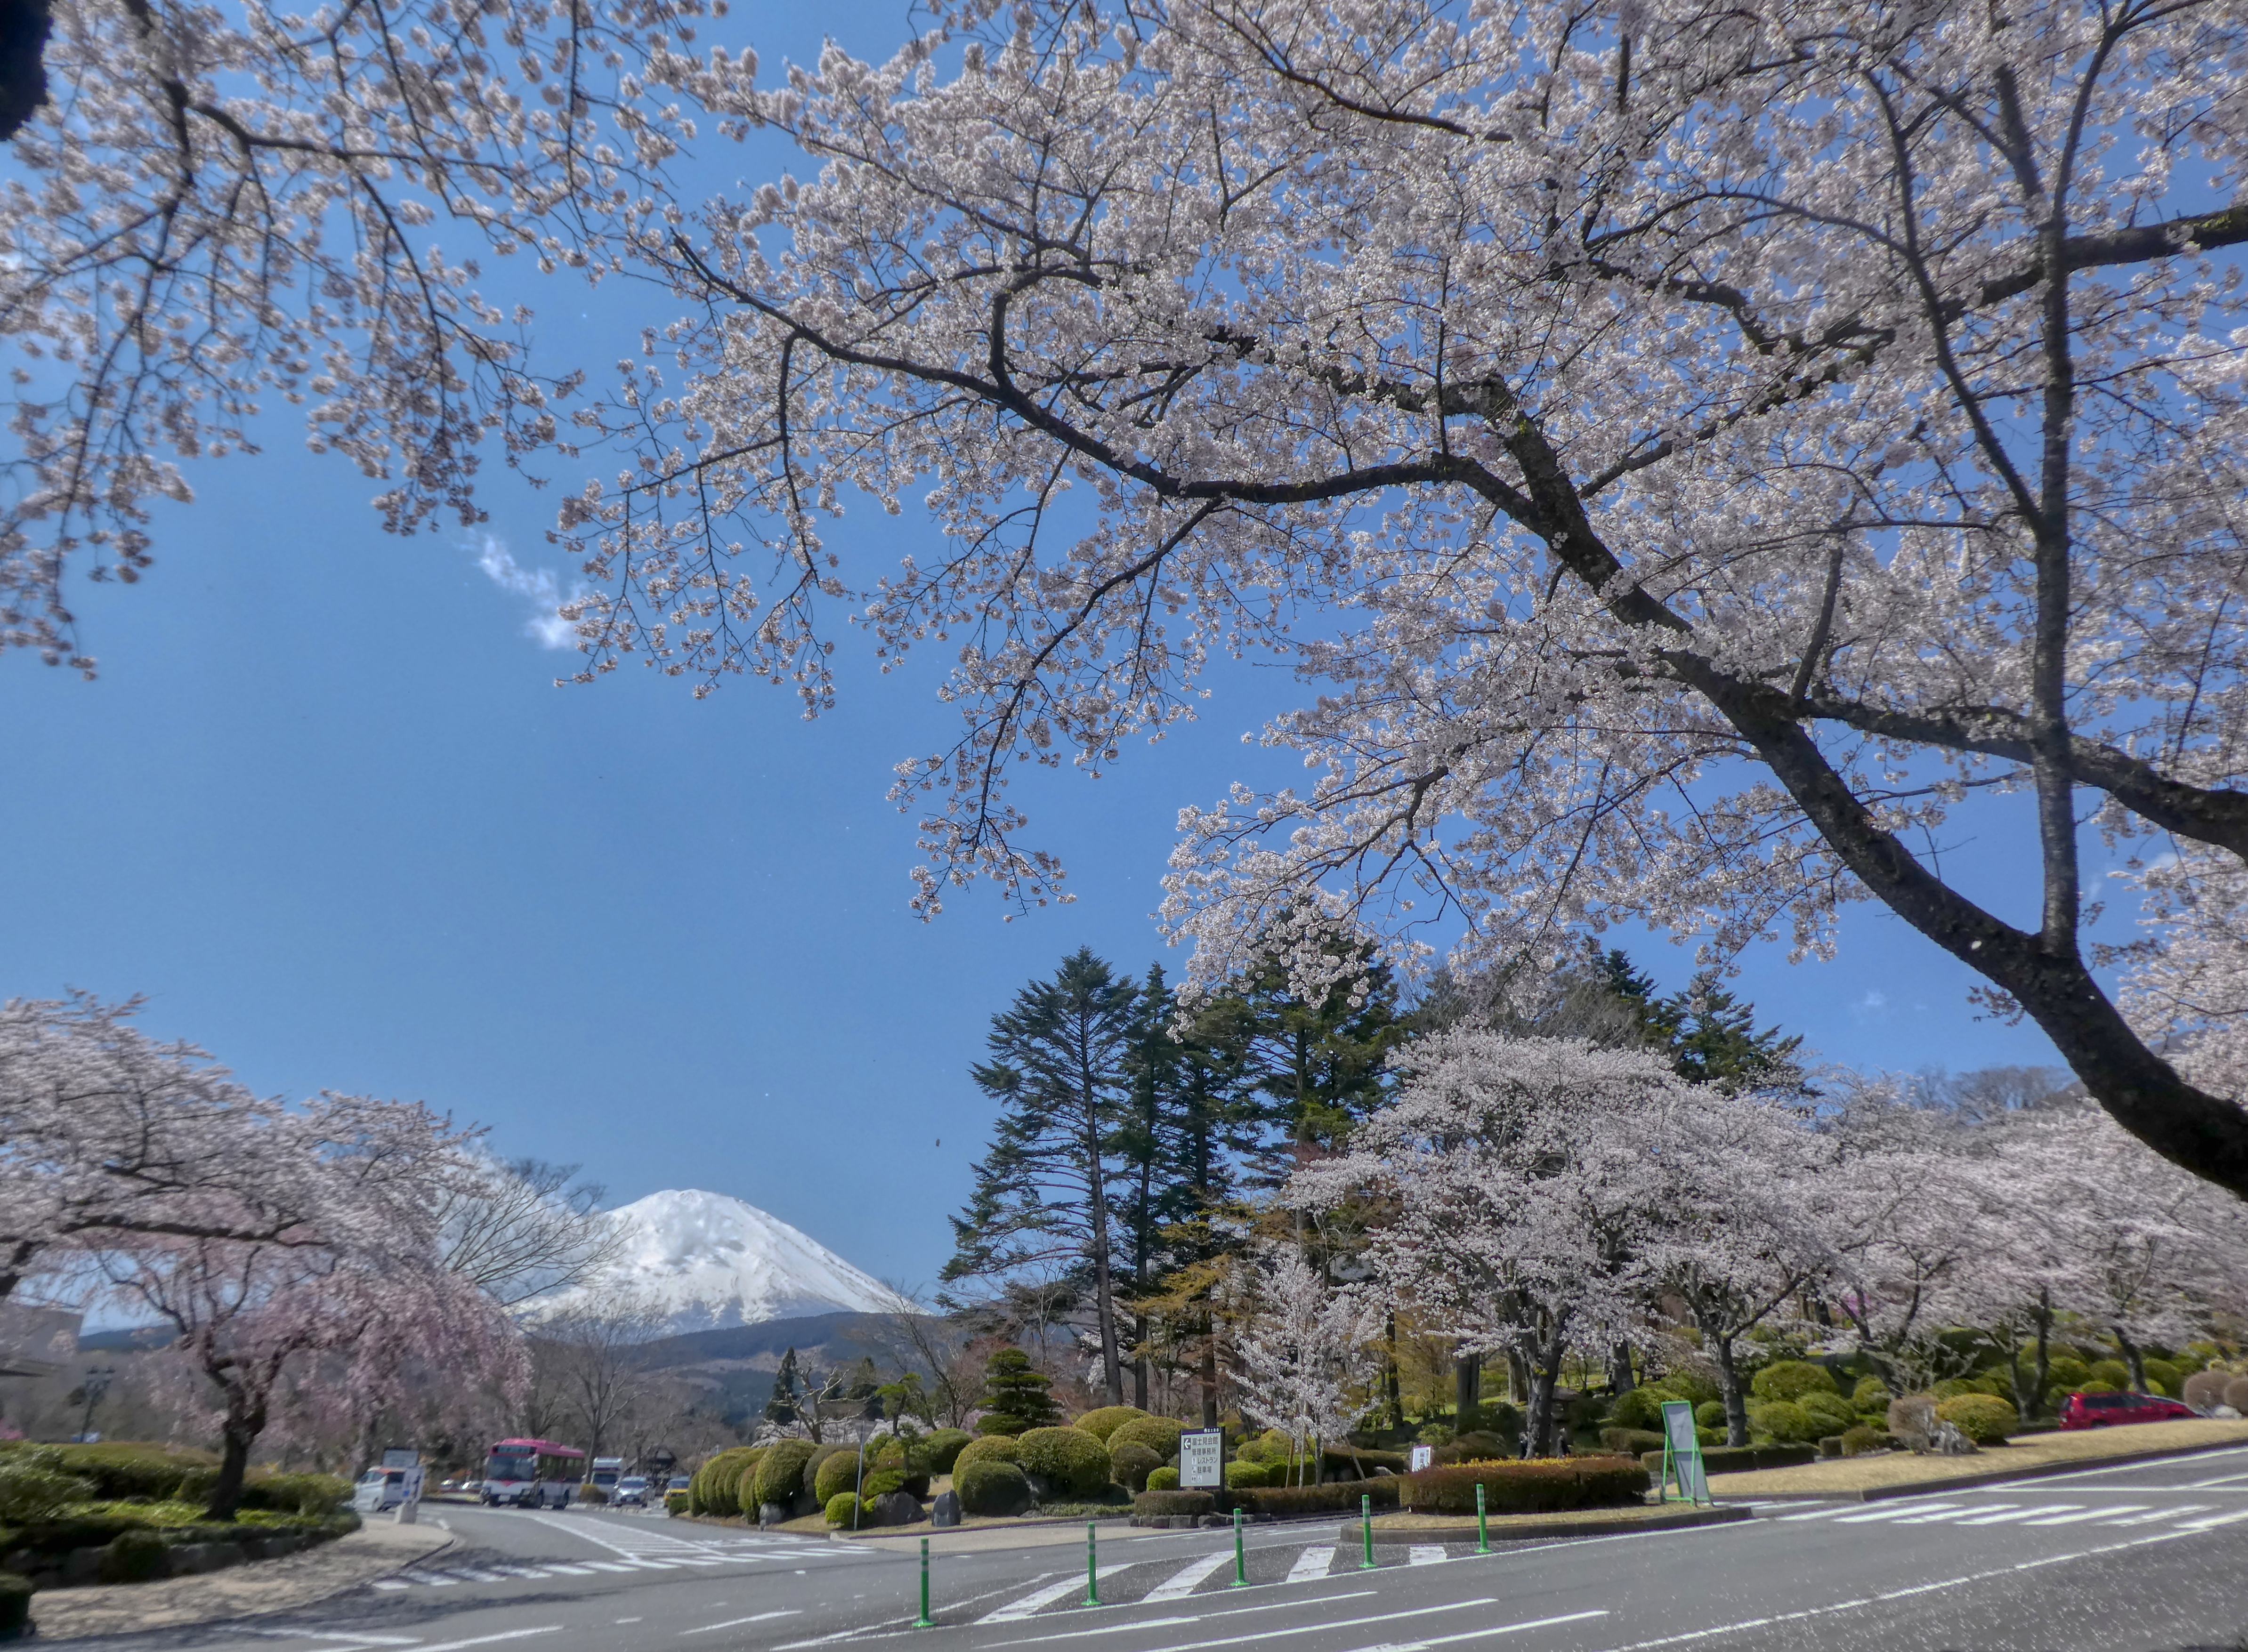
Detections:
[1638, 1443, 1816, 1475]
[1403, 1458, 1649, 1515]
[1130, 1478, 1403, 1522]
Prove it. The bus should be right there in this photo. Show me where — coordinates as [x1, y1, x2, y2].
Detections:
[481, 1438, 586, 1508]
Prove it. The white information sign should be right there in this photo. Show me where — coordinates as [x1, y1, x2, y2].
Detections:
[381, 1448, 418, 1470]
[1407, 1444, 1434, 1472]
[1658, 1401, 1709, 1505]
[1179, 1428, 1224, 1489]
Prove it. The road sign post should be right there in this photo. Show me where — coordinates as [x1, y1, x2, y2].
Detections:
[1179, 1428, 1223, 1489]
[1657, 1401, 1710, 1506]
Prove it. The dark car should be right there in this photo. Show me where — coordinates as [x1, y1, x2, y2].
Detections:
[2058, 1390, 2197, 1429]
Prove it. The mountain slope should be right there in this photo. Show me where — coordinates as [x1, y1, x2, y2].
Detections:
[528, 1189, 918, 1332]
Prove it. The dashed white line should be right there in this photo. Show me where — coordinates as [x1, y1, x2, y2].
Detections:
[680, 1611, 800, 1636]
[979, 1565, 1132, 1623]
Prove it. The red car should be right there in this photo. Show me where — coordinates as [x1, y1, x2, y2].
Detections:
[2058, 1390, 2197, 1429]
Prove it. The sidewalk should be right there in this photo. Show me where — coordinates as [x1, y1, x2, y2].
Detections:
[26, 1521, 453, 1641]
[1706, 1417, 2248, 1501]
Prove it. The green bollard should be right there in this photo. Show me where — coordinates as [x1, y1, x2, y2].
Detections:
[1085, 1521, 1100, 1607]
[1476, 1483, 1490, 1554]
[916, 1536, 934, 1628]
[1360, 1493, 1376, 1570]
[1231, 1506, 1247, 1586]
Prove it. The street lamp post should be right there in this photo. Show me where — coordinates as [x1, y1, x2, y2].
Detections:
[77, 1367, 115, 1442]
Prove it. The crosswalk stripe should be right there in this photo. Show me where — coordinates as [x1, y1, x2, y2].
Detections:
[2027, 1506, 2145, 1526]
[1407, 1547, 1446, 1566]
[1144, 1552, 1236, 1603]
[2175, 1509, 2248, 1531]
[581, 1562, 637, 1572]
[2103, 1505, 2206, 1526]
[371, 1581, 410, 1592]
[1834, 1502, 1961, 1523]
[1285, 1547, 1335, 1584]
[416, 1574, 461, 1587]
[1778, 1504, 1856, 1521]
[544, 1565, 596, 1575]
[980, 1566, 1131, 1622]
[451, 1571, 507, 1582]
[1892, 1508, 1989, 1524]
[1951, 1504, 2079, 1525]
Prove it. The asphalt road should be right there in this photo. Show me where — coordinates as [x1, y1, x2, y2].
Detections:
[82, 1444, 2248, 1652]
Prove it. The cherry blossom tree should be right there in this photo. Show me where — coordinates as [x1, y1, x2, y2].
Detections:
[1229, 1244, 1382, 1484]
[17, 0, 2248, 1196]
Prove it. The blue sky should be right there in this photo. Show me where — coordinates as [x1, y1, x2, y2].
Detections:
[0, 0, 2092, 1295]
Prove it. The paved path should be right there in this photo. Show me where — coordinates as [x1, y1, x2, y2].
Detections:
[46, 1446, 2248, 1652]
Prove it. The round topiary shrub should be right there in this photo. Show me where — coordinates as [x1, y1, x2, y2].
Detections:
[2089, 1359, 2131, 1389]
[921, 1429, 974, 1475]
[1108, 1416, 1185, 1461]
[1801, 1393, 1857, 1434]
[1929, 1377, 1977, 1401]
[1235, 1429, 1289, 1466]
[1839, 1425, 1885, 1458]
[1852, 1376, 1892, 1410]
[1144, 1466, 1180, 1492]
[1750, 1361, 1840, 1403]
[814, 1450, 865, 1506]
[1747, 1400, 1818, 1444]
[863, 1468, 908, 1502]
[825, 1490, 866, 1529]
[1073, 1406, 1149, 1443]
[1937, 1394, 2018, 1444]
[1108, 1442, 1161, 1493]
[2046, 1355, 2092, 1389]
[954, 1459, 1033, 1517]
[1013, 1427, 1112, 1498]
[99, 1528, 170, 1585]
[2143, 1358, 2181, 1396]
[1692, 1400, 1727, 1431]
[952, 1434, 1021, 1475]
[1223, 1459, 1269, 1489]
[1650, 1373, 1719, 1407]
[1609, 1388, 1665, 1432]
[751, 1440, 818, 1511]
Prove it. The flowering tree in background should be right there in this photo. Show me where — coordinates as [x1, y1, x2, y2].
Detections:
[1229, 1244, 1381, 1484]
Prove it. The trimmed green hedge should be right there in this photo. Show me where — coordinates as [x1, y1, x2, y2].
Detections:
[1145, 1466, 1180, 1492]
[1013, 1428, 1110, 1498]
[954, 1460, 1031, 1517]
[1600, 1428, 1664, 1456]
[813, 1451, 865, 1506]
[1937, 1394, 2019, 1444]
[1132, 1489, 1214, 1519]
[1639, 1443, 1816, 1475]
[1750, 1362, 1840, 1403]
[0, 1442, 214, 1503]
[921, 1430, 974, 1475]
[823, 1491, 866, 1530]
[1073, 1407, 1149, 1443]
[1110, 1443, 1161, 1492]
[690, 1447, 761, 1516]
[1235, 1478, 1399, 1518]
[1322, 1444, 1409, 1477]
[751, 1440, 817, 1510]
[1108, 1417, 1187, 1461]
[1405, 1458, 1647, 1515]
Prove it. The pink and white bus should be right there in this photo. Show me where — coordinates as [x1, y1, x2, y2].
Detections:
[480, 1438, 586, 1508]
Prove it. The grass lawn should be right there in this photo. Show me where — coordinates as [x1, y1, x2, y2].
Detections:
[1706, 1417, 2248, 1498]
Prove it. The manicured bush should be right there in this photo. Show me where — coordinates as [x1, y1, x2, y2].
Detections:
[1322, 1444, 1409, 1477]
[1013, 1427, 1112, 1498]
[1650, 1372, 1720, 1407]
[1237, 1479, 1400, 1518]
[977, 1349, 1060, 1435]
[665, 1491, 690, 1515]
[2046, 1355, 2092, 1390]
[1109, 1442, 1161, 1493]
[1693, 1401, 1728, 1431]
[1433, 1430, 1516, 1466]
[954, 1459, 1032, 1517]
[1073, 1406, 1150, 1443]
[952, 1434, 1021, 1475]
[1235, 1429, 1290, 1466]
[1609, 1388, 1664, 1431]
[691, 1447, 760, 1516]
[1839, 1425, 1885, 1458]
[243, 1473, 350, 1517]
[1639, 1443, 1817, 1475]
[1109, 1416, 1186, 1462]
[805, 1443, 850, 1490]
[1404, 1457, 1648, 1516]
[814, 1450, 866, 1506]
[1145, 1466, 1181, 1492]
[1224, 1459, 1270, 1489]
[0, 1570, 29, 1642]
[921, 1429, 974, 1475]
[1929, 1377, 1977, 1401]
[1747, 1400, 1819, 1443]
[0, 1461, 93, 1523]
[99, 1528, 171, 1584]
[1937, 1394, 2019, 1445]
[825, 1491, 866, 1529]
[2143, 1358, 2182, 1396]
[1600, 1428, 1664, 1456]
[1852, 1376, 1892, 1410]
[751, 1440, 818, 1510]
[1751, 1361, 1840, 1403]
[2089, 1359, 2131, 1389]
[1132, 1489, 1214, 1519]
[8, 1443, 208, 1503]
[863, 1468, 909, 1500]
[1800, 1393, 1857, 1435]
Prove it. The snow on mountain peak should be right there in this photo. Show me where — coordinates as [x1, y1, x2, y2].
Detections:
[527, 1189, 917, 1333]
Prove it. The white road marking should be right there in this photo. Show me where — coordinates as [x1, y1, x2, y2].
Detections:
[2174, 1509, 2248, 1531]
[1891, 1507, 2000, 1524]
[980, 1591, 1380, 1650]
[2101, 1505, 2206, 1525]
[1833, 1501, 1963, 1523]
[1286, 1547, 1336, 1583]
[1949, 1504, 2081, 1525]
[243, 1631, 419, 1644]
[369, 1582, 410, 1592]
[1077, 1596, 1501, 1652]
[979, 1565, 1132, 1622]
[2185, 1471, 2248, 1488]
[2026, 1506, 2146, 1525]
[449, 1570, 508, 1582]
[1776, 1504, 1857, 1521]
[680, 1611, 800, 1635]
[1143, 1551, 1236, 1603]
[1407, 1546, 1447, 1566]
[2035, 1446, 2248, 1485]
[1332, 1609, 1610, 1652]
[542, 1565, 595, 1575]
[408, 1632, 563, 1652]
[580, 1561, 636, 1572]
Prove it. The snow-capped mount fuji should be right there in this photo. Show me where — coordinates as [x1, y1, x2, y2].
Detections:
[528, 1189, 917, 1333]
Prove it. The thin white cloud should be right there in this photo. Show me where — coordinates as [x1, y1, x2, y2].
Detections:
[473, 533, 578, 650]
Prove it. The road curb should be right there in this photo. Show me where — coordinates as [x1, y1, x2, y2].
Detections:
[1337, 1504, 1753, 1545]
[1728, 1436, 2248, 1505]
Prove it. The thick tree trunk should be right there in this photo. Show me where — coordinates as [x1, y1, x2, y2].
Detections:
[1199, 1315, 1220, 1427]
[1709, 1337, 1749, 1448]
[1383, 1312, 1402, 1430]
[206, 1399, 267, 1522]
[1454, 1353, 1480, 1434]
[2114, 1327, 2150, 1392]
[1608, 1342, 1635, 1397]
[1522, 1336, 1568, 1458]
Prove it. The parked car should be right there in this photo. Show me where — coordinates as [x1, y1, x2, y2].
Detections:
[2058, 1390, 2197, 1429]
[353, 1468, 409, 1513]
[614, 1475, 650, 1507]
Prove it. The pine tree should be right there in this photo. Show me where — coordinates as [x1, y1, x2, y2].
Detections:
[1229, 930, 1405, 1181]
[765, 1347, 806, 1429]
[975, 1347, 1059, 1434]
[942, 948, 1138, 1404]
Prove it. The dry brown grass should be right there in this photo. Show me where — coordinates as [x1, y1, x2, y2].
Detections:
[1706, 1417, 2248, 1498]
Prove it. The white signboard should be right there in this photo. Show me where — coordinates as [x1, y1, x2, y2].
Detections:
[1407, 1444, 1434, 1472]
[1179, 1428, 1224, 1489]
[1658, 1401, 1709, 1504]
[381, 1449, 419, 1469]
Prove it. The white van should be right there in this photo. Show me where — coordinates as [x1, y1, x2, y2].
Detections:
[353, 1467, 409, 1513]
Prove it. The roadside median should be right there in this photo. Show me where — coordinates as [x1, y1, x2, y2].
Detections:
[1344, 1503, 1750, 1546]
[1706, 1417, 2248, 1502]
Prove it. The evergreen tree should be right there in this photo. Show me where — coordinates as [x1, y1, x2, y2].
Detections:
[942, 948, 1138, 1404]
[975, 1347, 1059, 1435]
[1229, 930, 1406, 1181]
[764, 1347, 806, 1429]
